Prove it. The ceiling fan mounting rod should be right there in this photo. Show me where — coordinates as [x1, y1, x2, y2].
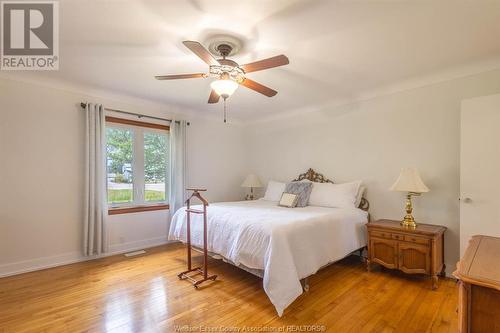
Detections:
[217, 44, 233, 59]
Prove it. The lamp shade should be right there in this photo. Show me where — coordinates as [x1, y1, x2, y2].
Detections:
[241, 174, 263, 188]
[390, 167, 430, 193]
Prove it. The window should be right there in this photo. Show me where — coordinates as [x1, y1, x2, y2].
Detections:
[106, 126, 134, 204]
[144, 131, 168, 202]
[106, 117, 169, 214]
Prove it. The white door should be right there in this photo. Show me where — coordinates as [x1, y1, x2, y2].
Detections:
[460, 93, 500, 256]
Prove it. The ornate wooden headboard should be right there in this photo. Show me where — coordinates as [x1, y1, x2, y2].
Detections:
[292, 168, 370, 211]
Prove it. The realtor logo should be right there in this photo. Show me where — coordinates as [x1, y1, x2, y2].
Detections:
[1, 1, 59, 70]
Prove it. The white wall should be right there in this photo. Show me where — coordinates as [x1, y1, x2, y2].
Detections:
[245, 69, 500, 274]
[0, 77, 248, 276]
[187, 119, 249, 203]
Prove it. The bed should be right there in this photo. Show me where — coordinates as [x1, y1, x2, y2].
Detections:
[168, 169, 370, 316]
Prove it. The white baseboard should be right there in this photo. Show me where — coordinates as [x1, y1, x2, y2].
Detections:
[0, 237, 174, 278]
[108, 236, 170, 254]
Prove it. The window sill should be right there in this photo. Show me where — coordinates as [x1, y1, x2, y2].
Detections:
[108, 204, 169, 215]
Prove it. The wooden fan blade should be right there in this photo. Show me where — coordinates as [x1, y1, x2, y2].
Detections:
[183, 41, 220, 66]
[240, 55, 289, 73]
[240, 78, 277, 97]
[155, 73, 206, 80]
[208, 90, 220, 104]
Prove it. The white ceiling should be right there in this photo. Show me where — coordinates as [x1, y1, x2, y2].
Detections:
[6, 0, 500, 120]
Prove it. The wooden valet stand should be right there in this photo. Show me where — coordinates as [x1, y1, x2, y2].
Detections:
[177, 188, 217, 288]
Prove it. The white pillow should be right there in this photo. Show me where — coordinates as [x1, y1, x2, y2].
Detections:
[308, 181, 361, 208]
[263, 180, 286, 202]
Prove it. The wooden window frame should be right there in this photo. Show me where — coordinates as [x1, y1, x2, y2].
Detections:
[105, 116, 169, 131]
[108, 204, 169, 215]
[106, 116, 170, 214]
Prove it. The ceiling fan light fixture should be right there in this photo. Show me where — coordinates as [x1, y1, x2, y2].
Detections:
[210, 78, 238, 99]
[155, 40, 289, 114]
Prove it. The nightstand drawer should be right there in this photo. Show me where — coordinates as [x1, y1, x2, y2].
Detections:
[391, 233, 403, 241]
[370, 230, 392, 239]
[404, 235, 429, 245]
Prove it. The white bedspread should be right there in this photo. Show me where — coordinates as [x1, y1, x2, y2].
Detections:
[168, 199, 368, 316]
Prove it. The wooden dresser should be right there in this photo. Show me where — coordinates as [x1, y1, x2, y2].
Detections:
[454, 235, 500, 333]
[366, 219, 446, 289]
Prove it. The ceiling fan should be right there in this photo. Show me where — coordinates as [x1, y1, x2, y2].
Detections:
[155, 40, 289, 107]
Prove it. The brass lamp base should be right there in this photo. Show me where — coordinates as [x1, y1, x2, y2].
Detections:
[400, 192, 419, 228]
[401, 215, 417, 228]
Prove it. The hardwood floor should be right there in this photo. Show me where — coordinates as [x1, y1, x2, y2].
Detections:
[0, 243, 458, 333]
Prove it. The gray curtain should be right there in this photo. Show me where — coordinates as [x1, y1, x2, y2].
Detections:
[83, 103, 108, 256]
[168, 120, 187, 218]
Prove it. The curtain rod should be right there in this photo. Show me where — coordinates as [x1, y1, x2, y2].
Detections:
[80, 102, 189, 125]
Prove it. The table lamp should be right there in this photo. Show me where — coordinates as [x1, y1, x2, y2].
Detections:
[390, 167, 429, 228]
[241, 174, 263, 200]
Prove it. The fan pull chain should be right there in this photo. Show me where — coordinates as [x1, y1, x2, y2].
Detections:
[223, 98, 227, 123]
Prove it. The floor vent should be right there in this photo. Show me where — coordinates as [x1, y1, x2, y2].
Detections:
[124, 250, 146, 257]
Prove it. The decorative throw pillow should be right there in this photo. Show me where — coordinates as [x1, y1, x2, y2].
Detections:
[284, 181, 313, 207]
[279, 192, 299, 208]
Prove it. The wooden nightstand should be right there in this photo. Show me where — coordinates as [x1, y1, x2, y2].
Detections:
[366, 219, 446, 289]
